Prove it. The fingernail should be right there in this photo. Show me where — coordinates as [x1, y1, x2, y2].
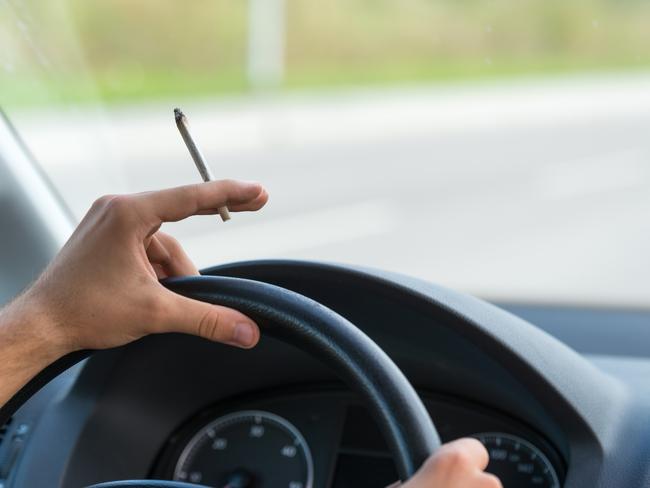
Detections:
[233, 323, 257, 348]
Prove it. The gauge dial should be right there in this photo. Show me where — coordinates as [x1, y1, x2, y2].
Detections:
[174, 410, 314, 488]
[473, 432, 560, 488]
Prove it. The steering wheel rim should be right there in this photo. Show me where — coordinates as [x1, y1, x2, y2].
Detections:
[1, 275, 440, 487]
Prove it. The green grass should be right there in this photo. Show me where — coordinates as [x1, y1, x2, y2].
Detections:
[5, 56, 649, 109]
[1, 72, 247, 107]
[285, 57, 650, 90]
[3, 0, 650, 107]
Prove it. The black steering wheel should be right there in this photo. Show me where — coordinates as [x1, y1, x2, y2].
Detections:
[2, 275, 441, 487]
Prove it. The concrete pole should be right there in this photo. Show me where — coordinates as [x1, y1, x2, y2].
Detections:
[247, 0, 286, 91]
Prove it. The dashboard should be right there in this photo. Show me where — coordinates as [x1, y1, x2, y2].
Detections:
[151, 390, 564, 488]
[3, 260, 650, 488]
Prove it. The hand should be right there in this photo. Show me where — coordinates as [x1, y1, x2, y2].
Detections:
[397, 438, 502, 488]
[26, 179, 269, 355]
[1, 179, 268, 370]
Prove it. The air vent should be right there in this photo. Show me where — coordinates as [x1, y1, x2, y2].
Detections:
[0, 416, 13, 447]
[0, 417, 28, 482]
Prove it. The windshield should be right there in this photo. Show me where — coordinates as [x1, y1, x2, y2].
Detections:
[2, 0, 649, 306]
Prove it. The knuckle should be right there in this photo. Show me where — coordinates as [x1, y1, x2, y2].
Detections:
[99, 195, 134, 223]
[215, 179, 235, 196]
[185, 183, 200, 197]
[174, 184, 202, 216]
[106, 195, 131, 213]
[91, 194, 153, 230]
[91, 194, 117, 210]
[433, 447, 473, 472]
[163, 234, 183, 253]
[197, 309, 223, 342]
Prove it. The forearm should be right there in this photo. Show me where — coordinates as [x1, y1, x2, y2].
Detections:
[0, 293, 68, 407]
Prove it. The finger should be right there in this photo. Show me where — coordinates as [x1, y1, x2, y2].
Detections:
[194, 187, 269, 214]
[440, 438, 490, 471]
[410, 438, 489, 481]
[135, 180, 267, 225]
[478, 472, 503, 488]
[146, 235, 170, 275]
[402, 438, 492, 488]
[229, 186, 269, 212]
[155, 289, 260, 349]
[151, 263, 167, 280]
[147, 232, 199, 277]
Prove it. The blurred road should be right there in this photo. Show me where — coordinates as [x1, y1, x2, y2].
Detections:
[12, 74, 650, 306]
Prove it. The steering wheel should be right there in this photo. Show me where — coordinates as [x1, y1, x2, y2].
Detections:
[1, 276, 440, 487]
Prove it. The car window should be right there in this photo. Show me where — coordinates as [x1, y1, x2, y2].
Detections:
[2, 0, 649, 306]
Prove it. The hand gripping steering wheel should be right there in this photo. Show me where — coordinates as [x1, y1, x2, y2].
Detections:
[1, 276, 441, 487]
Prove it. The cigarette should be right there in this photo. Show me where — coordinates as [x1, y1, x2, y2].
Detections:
[174, 108, 230, 222]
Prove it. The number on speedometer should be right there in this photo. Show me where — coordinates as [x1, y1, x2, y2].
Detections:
[473, 432, 560, 488]
[174, 410, 314, 488]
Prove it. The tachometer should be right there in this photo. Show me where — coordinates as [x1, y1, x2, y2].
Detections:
[173, 410, 314, 488]
[473, 432, 560, 488]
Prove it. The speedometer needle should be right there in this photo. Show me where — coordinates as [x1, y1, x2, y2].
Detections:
[222, 468, 253, 488]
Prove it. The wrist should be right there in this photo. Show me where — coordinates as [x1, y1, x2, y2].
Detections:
[0, 292, 72, 407]
[1, 290, 73, 363]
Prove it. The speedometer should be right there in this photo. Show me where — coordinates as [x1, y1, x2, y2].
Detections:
[473, 432, 560, 488]
[173, 410, 314, 488]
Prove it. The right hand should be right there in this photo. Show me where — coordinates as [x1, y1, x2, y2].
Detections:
[398, 438, 502, 488]
[13, 180, 269, 355]
[0, 179, 269, 409]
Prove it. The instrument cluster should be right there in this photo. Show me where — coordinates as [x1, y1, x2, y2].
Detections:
[153, 391, 564, 488]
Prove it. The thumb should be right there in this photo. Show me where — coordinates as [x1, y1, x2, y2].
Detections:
[155, 289, 260, 348]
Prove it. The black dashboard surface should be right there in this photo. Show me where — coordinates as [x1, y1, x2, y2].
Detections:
[3, 260, 650, 488]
